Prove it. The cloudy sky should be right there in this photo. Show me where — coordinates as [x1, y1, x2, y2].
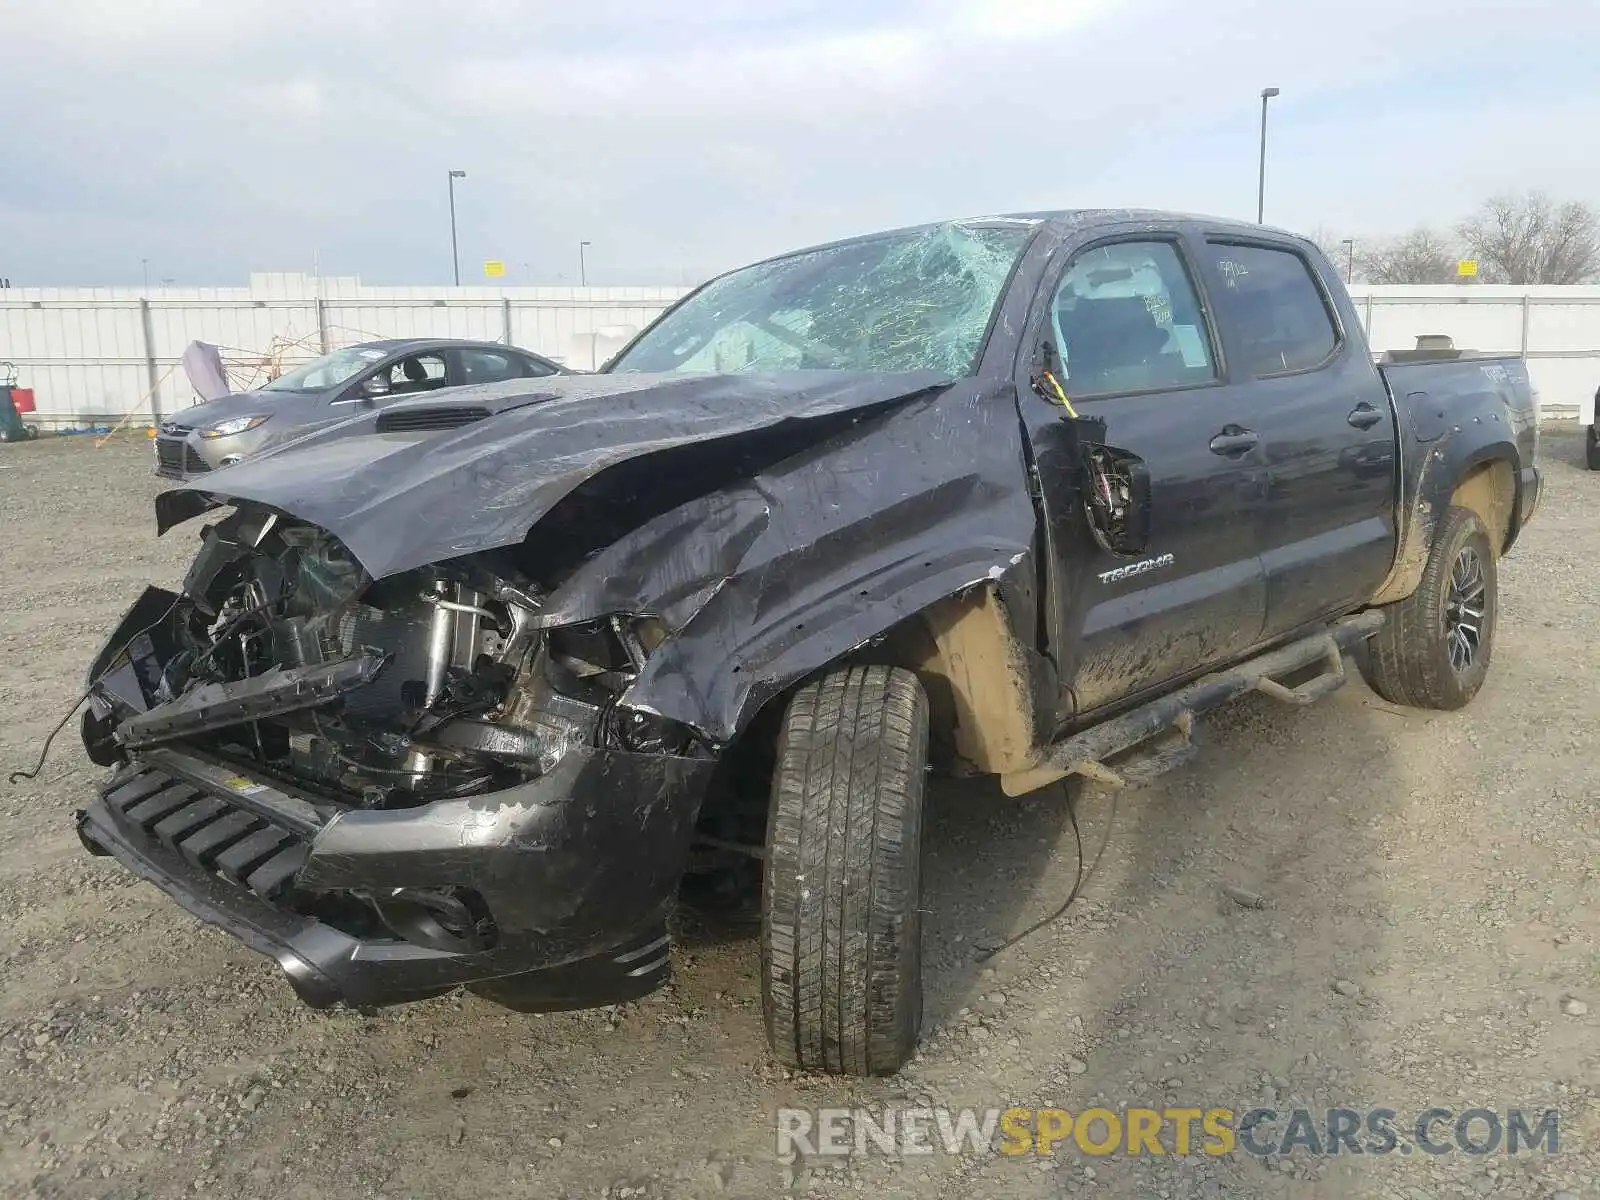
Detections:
[2, 0, 1597, 286]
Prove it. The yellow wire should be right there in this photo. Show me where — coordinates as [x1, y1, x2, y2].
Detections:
[1043, 369, 1079, 418]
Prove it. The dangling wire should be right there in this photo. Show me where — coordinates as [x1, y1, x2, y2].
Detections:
[8, 687, 97, 786]
[1041, 368, 1079, 418]
[975, 777, 1120, 962]
[8, 594, 185, 785]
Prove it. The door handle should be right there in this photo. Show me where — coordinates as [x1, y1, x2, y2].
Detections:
[1208, 426, 1258, 455]
[1347, 402, 1384, 430]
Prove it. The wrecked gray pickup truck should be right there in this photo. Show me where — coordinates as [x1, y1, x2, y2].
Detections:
[73, 210, 1541, 1077]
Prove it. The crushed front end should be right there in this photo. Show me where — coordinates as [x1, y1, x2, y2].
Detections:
[75, 504, 715, 1011]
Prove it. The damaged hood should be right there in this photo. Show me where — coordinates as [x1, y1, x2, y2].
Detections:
[155, 370, 954, 579]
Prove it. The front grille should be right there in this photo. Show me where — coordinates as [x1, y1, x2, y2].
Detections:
[155, 438, 210, 476]
[101, 764, 310, 901]
[154, 437, 186, 472]
[375, 406, 490, 433]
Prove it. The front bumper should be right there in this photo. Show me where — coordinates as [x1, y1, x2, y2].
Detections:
[153, 429, 258, 479]
[77, 744, 715, 1011]
[153, 430, 212, 480]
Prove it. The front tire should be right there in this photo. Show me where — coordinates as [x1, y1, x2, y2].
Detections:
[761, 665, 928, 1076]
[1585, 424, 1599, 470]
[1361, 505, 1497, 709]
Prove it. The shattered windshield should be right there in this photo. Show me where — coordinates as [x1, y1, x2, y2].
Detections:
[257, 346, 388, 393]
[607, 222, 1034, 377]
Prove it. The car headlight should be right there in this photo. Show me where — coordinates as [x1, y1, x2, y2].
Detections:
[202, 415, 270, 439]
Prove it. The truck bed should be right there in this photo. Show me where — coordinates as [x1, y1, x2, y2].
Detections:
[1373, 351, 1541, 604]
[1378, 351, 1538, 452]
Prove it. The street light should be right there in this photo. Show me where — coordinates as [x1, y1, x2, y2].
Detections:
[447, 170, 467, 286]
[1340, 238, 1355, 283]
[579, 240, 592, 287]
[1256, 86, 1280, 224]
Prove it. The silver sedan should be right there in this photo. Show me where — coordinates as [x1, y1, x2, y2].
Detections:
[153, 338, 565, 479]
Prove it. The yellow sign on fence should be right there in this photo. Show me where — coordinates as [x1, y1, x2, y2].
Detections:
[483, 260, 506, 278]
[1457, 259, 1478, 278]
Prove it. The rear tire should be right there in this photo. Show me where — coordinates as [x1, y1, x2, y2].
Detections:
[1361, 505, 1496, 710]
[761, 665, 928, 1076]
[1586, 425, 1599, 470]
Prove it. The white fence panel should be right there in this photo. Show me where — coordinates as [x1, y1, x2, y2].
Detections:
[1362, 300, 1524, 355]
[1351, 285, 1599, 421]
[6, 280, 1597, 427]
[0, 280, 692, 427]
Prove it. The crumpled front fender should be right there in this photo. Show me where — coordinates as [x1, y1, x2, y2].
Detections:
[541, 379, 1043, 744]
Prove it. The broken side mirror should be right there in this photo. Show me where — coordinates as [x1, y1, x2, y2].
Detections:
[1103, 454, 1152, 556]
[1044, 400, 1153, 558]
[1078, 433, 1151, 558]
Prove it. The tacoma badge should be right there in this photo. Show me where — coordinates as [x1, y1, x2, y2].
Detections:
[1098, 553, 1175, 584]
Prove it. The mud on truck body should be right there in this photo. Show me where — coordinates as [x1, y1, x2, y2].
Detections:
[74, 210, 1542, 1076]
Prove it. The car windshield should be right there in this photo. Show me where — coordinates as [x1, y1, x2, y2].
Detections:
[606, 222, 1035, 377]
[257, 346, 392, 393]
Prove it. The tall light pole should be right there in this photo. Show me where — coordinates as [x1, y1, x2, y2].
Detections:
[1340, 238, 1355, 283]
[1256, 87, 1280, 224]
[447, 169, 467, 286]
[579, 240, 592, 287]
[141, 258, 149, 294]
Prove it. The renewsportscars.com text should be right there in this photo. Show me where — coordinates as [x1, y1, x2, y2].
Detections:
[776, 1105, 1561, 1159]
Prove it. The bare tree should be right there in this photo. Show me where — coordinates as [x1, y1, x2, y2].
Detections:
[1458, 191, 1600, 284]
[1354, 228, 1462, 284]
[1307, 227, 1360, 282]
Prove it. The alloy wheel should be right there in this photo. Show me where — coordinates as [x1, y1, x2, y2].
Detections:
[1444, 546, 1487, 673]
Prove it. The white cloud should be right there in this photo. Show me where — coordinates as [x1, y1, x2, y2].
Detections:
[945, 0, 1119, 40]
[0, 0, 1596, 285]
[448, 28, 932, 120]
[244, 80, 326, 120]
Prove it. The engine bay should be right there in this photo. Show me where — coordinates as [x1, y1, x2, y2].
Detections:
[90, 505, 695, 809]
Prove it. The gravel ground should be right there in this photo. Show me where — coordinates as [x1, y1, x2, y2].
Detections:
[0, 431, 1595, 1200]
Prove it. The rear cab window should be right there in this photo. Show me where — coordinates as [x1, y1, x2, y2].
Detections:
[1202, 243, 1340, 376]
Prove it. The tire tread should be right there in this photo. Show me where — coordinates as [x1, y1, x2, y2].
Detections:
[762, 664, 927, 1076]
[1361, 505, 1496, 711]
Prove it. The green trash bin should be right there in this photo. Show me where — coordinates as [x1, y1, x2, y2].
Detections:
[0, 362, 36, 443]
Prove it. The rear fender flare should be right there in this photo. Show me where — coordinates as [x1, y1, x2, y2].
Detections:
[1371, 438, 1518, 607]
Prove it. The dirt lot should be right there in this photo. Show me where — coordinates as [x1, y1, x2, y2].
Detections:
[0, 431, 1595, 1200]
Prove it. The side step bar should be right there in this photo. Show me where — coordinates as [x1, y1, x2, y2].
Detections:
[1001, 611, 1385, 796]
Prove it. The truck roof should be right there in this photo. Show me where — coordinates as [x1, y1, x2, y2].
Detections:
[741, 208, 1314, 274]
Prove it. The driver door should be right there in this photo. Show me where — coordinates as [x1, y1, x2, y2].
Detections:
[1021, 232, 1271, 718]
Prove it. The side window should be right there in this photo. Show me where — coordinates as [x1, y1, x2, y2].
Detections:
[385, 353, 448, 395]
[1050, 240, 1217, 397]
[518, 353, 558, 378]
[1204, 243, 1338, 375]
[459, 348, 525, 385]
